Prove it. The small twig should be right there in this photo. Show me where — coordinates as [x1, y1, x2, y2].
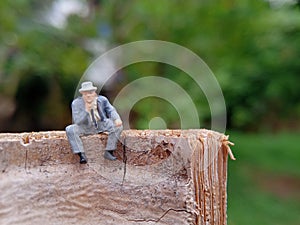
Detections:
[223, 138, 236, 160]
[227, 146, 236, 160]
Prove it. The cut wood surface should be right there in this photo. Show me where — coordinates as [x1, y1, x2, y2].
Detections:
[0, 129, 234, 225]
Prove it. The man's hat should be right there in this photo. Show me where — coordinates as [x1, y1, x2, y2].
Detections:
[79, 81, 97, 92]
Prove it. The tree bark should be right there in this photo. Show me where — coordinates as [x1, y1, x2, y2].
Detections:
[0, 129, 234, 225]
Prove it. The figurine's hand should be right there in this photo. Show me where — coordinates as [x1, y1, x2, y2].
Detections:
[114, 119, 123, 127]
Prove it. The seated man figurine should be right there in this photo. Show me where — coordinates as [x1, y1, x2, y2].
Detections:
[66, 81, 123, 163]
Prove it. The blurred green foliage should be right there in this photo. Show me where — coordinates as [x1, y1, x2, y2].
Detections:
[0, 0, 300, 131]
[227, 131, 300, 225]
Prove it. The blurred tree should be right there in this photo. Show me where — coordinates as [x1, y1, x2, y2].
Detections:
[0, 0, 92, 131]
[101, 0, 300, 131]
[0, 0, 299, 132]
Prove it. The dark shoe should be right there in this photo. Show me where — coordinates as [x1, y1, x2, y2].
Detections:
[104, 150, 117, 161]
[78, 152, 87, 164]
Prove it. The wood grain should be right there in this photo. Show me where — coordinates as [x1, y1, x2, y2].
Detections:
[0, 129, 232, 225]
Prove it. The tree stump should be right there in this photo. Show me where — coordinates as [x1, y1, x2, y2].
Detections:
[0, 129, 234, 225]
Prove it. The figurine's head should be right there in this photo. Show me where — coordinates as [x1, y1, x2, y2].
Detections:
[79, 81, 97, 103]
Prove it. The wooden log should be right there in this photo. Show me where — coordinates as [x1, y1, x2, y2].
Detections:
[0, 129, 234, 225]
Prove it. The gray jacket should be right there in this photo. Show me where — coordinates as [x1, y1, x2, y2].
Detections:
[71, 95, 121, 127]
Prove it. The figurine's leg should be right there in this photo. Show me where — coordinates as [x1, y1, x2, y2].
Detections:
[106, 125, 123, 151]
[99, 120, 123, 160]
[65, 124, 89, 164]
[65, 124, 86, 154]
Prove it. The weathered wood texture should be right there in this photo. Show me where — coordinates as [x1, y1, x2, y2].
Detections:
[0, 129, 233, 225]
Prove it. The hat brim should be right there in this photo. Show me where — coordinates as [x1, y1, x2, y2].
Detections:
[79, 87, 97, 92]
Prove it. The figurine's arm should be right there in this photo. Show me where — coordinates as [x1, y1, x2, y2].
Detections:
[72, 99, 90, 125]
[99, 96, 121, 122]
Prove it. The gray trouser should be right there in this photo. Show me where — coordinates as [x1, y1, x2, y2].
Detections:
[65, 119, 123, 154]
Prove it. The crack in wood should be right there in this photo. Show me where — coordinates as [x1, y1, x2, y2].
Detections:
[121, 136, 127, 186]
[25, 149, 28, 172]
[127, 208, 190, 223]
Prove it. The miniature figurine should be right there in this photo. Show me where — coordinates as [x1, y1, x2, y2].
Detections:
[65, 81, 123, 163]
